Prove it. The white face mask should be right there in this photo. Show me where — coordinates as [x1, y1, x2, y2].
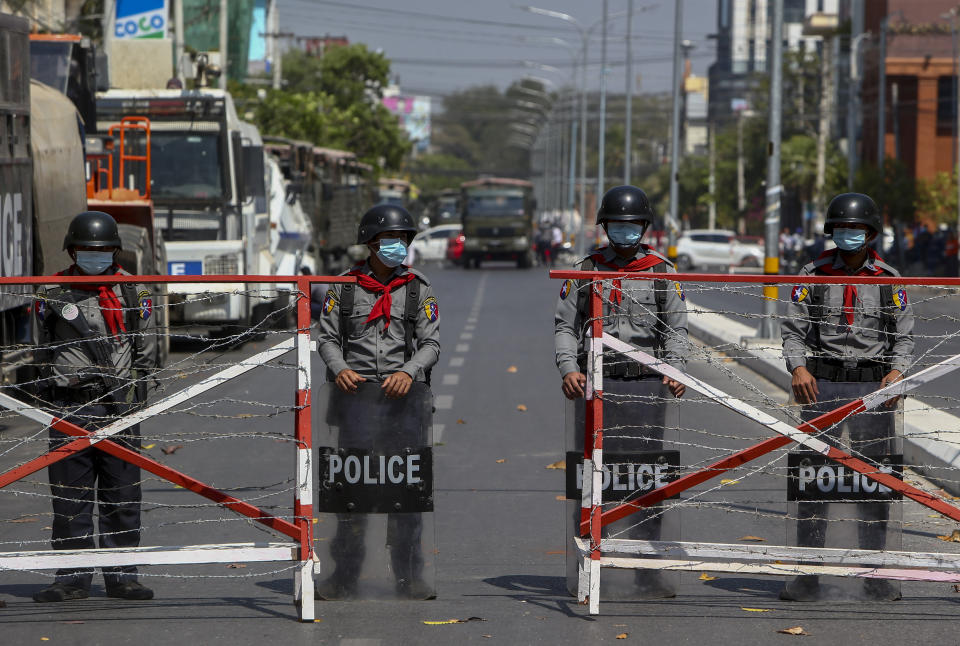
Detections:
[75, 250, 115, 275]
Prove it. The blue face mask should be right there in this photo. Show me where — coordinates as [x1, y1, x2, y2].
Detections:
[606, 222, 644, 247]
[832, 227, 867, 252]
[375, 238, 408, 267]
[75, 250, 115, 275]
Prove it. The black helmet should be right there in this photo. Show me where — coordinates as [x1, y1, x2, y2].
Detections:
[824, 193, 882, 235]
[597, 185, 655, 226]
[63, 211, 122, 250]
[357, 204, 417, 244]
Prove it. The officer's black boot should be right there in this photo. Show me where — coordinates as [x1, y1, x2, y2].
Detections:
[780, 575, 821, 601]
[105, 580, 154, 600]
[863, 578, 901, 601]
[33, 582, 90, 602]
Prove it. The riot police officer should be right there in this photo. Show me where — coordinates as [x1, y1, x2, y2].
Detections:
[781, 193, 914, 601]
[555, 185, 688, 599]
[315, 204, 440, 600]
[32, 211, 157, 602]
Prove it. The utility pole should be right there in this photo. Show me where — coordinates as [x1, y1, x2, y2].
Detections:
[102, 0, 115, 62]
[219, 0, 229, 88]
[569, 117, 578, 210]
[597, 0, 608, 199]
[737, 111, 746, 215]
[892, 81, 900, 160]
[624, 0, 634, 185]
[759, 0, 783, 339]
[270, 0, 283, 90]
[667, 0, 683, 260]
[848, 1, 865, 190]
[708, 121, 716, 230]
[173, 0, 184, 82]
[877, 16, 888, 166]
[813, 36, 834, 237]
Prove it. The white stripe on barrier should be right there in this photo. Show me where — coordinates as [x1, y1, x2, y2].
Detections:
[0, 543, 297, 570]
[581, 458, 593, 509]
[297, 333, 311, 391]
[297, 447, 312, 506]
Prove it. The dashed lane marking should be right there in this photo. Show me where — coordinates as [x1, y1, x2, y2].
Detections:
[455, 343, 470, 353]
[449, 357, 465, 367]
[434, 394, 454, 410]
[442, 374, 460, 386]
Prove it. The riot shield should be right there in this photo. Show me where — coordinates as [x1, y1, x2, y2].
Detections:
[565, 377, 681, 599]
[783, 380, 903, 602]
[315, 381, 436, 600]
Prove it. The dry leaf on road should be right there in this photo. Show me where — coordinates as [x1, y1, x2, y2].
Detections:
[507, 366, 518, 373]
[720, 479, 739, 485]
[516, 404, 528, 411]
[496, 459, 506, 464]
[698, 573, 717, 581]
[777, 626, 809, 636]
[142, 443, 155, 449]
[616, 634, 628, 639]
[423, 617, 486, 625]
[457, 419, 466, 424]
[161, 445, 184, 455]
[937, 529, 960, 542]
[9, 516, 38, 523]
[741, 607, 772, 612]
[545, 460, 566, 470]
[227, 563, 247, 569]
[738, 535, 767, 542]
[555, 495, 566, 501]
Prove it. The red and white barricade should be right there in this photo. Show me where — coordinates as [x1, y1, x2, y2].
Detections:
[551, 269, 960, 614]
[0, 274, 352, 622]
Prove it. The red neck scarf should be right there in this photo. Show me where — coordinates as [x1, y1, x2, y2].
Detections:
[56, 266, 127, 336]
[347, 267, 416, 332]
[814, 249, 884, 326]
[590, 246, 665, 305]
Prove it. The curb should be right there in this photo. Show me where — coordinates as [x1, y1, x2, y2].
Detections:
[686, 300, 960, 497]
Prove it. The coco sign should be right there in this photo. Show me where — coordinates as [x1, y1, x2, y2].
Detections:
[114, 0, 168, 40]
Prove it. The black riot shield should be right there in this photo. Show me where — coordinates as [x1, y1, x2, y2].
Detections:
[782, 380, 903, 602]
[565, 377, 681, 599]
[315, 381, 436, 600]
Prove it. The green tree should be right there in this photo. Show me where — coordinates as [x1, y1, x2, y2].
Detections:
[916, 169, 957, 225]
[404, 153, 474, 194]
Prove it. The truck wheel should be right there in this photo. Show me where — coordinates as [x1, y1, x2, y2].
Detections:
[117, 223, 168, 369]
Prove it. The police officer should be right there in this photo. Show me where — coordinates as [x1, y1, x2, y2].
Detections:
[781, 193, 914, 602]
[555, 185, 688, 599]
[32, 211, 157, 602]
[316, 204, 440, 600]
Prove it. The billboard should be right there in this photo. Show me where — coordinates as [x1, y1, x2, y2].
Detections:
[382, 95, 431, 153]
[115, 0, 169, 40]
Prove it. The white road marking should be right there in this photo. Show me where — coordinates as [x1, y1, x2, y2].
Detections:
[455, 343, 470, 353]
[449, 357, 465, 367]
[442, 374, 459, 386]
[460, 333, 474, 340]
[433, 424, 446, 443]
[434, 394, 454, 410]
[464, 324, 476, 331]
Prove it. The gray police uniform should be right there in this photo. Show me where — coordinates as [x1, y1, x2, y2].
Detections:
[35, 266, 156, 590]
[316, 261, 440, 594]
[554, 245, 688, 597]
[780, 250, 914, 600]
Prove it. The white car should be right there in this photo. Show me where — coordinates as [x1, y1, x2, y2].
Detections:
[410, 224, 462, 263]
[675, 229, 763, 270]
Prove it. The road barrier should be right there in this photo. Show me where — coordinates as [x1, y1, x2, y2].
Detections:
[551, 268, 960, 614]
[0, 274, 352, 621]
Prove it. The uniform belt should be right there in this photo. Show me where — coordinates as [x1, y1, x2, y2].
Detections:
[602, 362, 660, 380]
[48, 384, 110, 403]
[808, 357, 887, 383]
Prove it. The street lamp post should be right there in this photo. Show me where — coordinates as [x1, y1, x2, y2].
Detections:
[667, 0, 683, 261]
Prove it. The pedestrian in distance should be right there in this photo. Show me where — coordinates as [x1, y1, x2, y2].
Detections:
[781, 192, 914, 602]
[32, 211, 157, 602]
[315, 204, 440, 600]
[554, 185, 688, 599]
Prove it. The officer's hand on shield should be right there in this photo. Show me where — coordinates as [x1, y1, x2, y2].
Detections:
[382, 371, 413, 399]
[663, 376, 685, 398]
[335, 369, 367, 394]
[561, 371, 587, 399]
[880, 369, 903, 408]
[791, 365, 819, 404]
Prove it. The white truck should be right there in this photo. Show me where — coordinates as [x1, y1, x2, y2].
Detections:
[95, 87, 278, 336]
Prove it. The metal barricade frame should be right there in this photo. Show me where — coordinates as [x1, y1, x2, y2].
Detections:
[0, 273, 354, 622]
[551, 269, 960, 614]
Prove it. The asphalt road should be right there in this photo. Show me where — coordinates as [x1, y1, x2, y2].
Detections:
[1, 262, 959, 645]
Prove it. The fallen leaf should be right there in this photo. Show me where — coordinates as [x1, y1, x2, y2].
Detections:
[482, 636, 492, 639]
[312, 518, 318, 524]
[516, 404, 528, 412]
[9, 516, 38, 523]
[142, 443, 155, 449]
[545, 550, 565, 555]
[423, 617, 485, 625]
[928, 514, 941, 518]
[496, 459, 506, 464]
[616, 634, 628, 640]
[457, 419, 466, 424]
[741, 607, 772, 613]
[953, 584, 960, 593]
[698, 572, 717, 581]
[738, 536, 767, 542]
[41, 526, 52, 530]
[507, 366, 518, 373]
[161, 445, 183, 455]
[777, 626, 809, 636]
[227, 563, 247, 569]
[938, 530, 960, 543]
[545, 460, 566, 470]
[555, 495, 566, 501]
[720, 479, 739, 485]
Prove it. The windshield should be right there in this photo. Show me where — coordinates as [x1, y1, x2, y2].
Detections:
[465, 191, 524, 215]
[30, 41, 72, 94]
[150, 132, 225, 200]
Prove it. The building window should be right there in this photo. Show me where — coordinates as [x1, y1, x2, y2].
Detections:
[938, 76, 957, 129]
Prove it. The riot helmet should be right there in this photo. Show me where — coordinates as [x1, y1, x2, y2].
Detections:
[357, 204, 417, 245]
[823, 193, 882, 236]
[597, 186, 655, 246]
[62, 211, 123, 250]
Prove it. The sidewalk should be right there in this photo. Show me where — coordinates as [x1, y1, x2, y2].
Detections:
[686, 300, 960, 496]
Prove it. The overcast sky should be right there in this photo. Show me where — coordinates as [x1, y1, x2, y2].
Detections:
[279, 0, 718, 99]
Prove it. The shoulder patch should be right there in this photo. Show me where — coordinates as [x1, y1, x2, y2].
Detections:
[674, 281, 685, 301]
[323, 289, 338, 315]
[892, 288, 908, 311]
[137, 289, 152, 320]
[34, 290, 46, 322]
[791, 285, 809, 303]
[422, 296, 439, 322]
[560, 279, 574, 300]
